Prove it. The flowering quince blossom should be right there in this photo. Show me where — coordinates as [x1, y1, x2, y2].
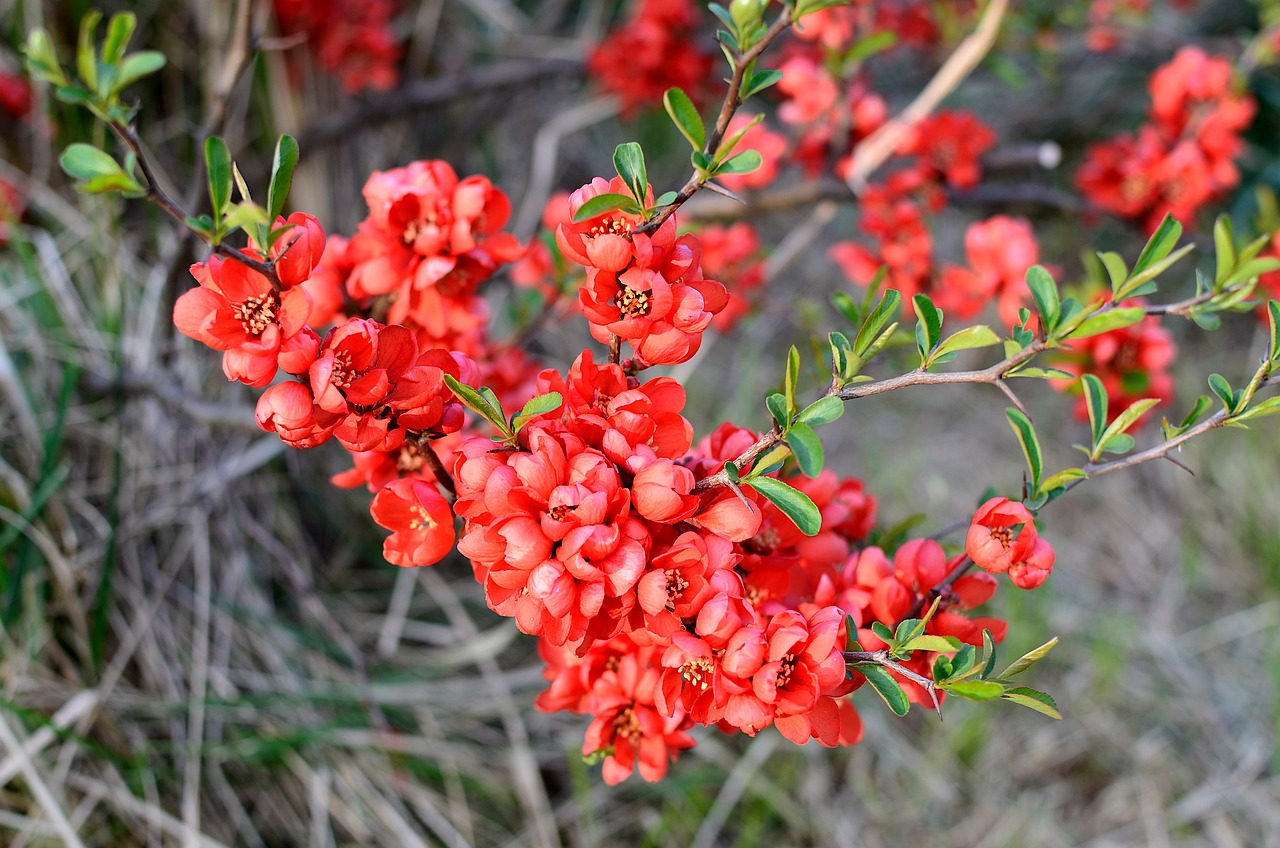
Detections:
[936, 215, 1040, 327]
[173, 254, 314, 387]
[966, 497, 1040, 576]
[370, 477, 456, 567]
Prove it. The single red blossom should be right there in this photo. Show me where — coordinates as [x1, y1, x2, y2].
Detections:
[900, 111, 995, 190]
[582, 650, 697, 784]
[965, 497, 1038, 575]
[0, 72, 32, 121]
[370, 477, 456, 567]
[268, 212, 327, 288]
[1008, 536, 1055, 590]
[255, 381, 340, 448]
[173, 255, 312, 387]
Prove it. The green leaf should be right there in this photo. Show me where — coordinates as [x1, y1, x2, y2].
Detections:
[24, 28, 69, 86]
[80, 172, 145, 195]
[1100, 433, 1134, 455]
[1132, 213, 1183, 278]
[1069, 307, 1145, 340]
[204, 137, 232, 221]
[1213, 214, 1235, 285]
[76, 10, 102, 93]
[900, 635, 963, 654]
[724, 460, 740, 483]
[1179, 395, 1214, 431]
[613, 142, 648, 205]
[844, 614, 860, 653]
[1233, 396, 1280, 421]
[1120, 243, 1194, 297]
[932, 655, 953, 681]
[744, 476, 821, 536]
[1002, 687, 1062, 719]
[742, 67, 783, 100]
[855, 289, 901, 357]
[443, 375, 510, 436]
[749, 443, 791, 479]
[829, 331, 853, 382]
[894, 617, 926, 645]
[1082, 374, 1107, 448]
[652, 190, 678, 208]
[949, 644, 976, 679]
[765, 392, 789, 428]
[113, 50, 165, 92]
[714, 149, 762, 176]
[1097, 398, 1161, 453]
[1005, 408, 1042, 491]
[912, 293, 942, 361]
[1099, 251, 1128, 293]
[1025, 265, 1060, 332]
[932, 325, 1000, 360]
[219, 201, 269, 235]
[1208, 373, 1236, 412]
[842, 30, 897, 64]
[784, 345, 800, 416]
[511, 391, 563, 434]
[857, 664, 910, 716]
[980, 629, 997, 679]
[663, 87, 705, 151]
[571, 192, 639, 223]
[796, 396, 844, 426]
[996, 637, 1058, 679]
[267, 134, 299, 223]
[101, 12, 136, 65]
[942, 680, 1004, 701]
[1268, 301, 1279, 360]
[59, 143, 126, 182]
[785, 422, 824, 477]
[1039, 467, 1086, 496]
[1007, 367, 1074, 380]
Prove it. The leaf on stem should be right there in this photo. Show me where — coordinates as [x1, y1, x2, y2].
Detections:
[743, 476, 821, 536]
[267, 135, 300, 223]
[857, 664, 910, 716]
[663, 88, 705, 150]
[1005, 408, 1042, 492]
[613, 142, 648, 206]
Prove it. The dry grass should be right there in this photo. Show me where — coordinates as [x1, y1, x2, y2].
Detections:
[2, 0, 1278, 845]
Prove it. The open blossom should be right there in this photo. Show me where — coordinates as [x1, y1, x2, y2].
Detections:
[559, 178, 728, 365]
[370, 477, 456, 567]
[936, 216, 1040, 326]
[966, 497, 1038, 575]
[173, 255, 312, 387]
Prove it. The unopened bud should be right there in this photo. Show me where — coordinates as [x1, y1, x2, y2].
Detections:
[730, 0, 768, 32]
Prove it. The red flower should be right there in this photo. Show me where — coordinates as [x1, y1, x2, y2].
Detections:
[173, 256, 312, 387]
[586, 0, 714, 116]
[582, 650, 696, 784]
[965, 497, 1038, 575]
[370, 478, 456, 567]
[1008, 536, 1055, 590]
[255, 381, 340, 448]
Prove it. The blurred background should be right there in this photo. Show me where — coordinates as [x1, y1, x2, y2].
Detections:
[2, 0, 1279, 845]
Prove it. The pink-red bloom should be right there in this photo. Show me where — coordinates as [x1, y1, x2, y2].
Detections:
[370, 477, 456, 567]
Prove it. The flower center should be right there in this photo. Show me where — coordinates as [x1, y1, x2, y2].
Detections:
[617, 286, 650, 318]
[234, 293, 278, 337]
[612, 706, 643, 743]
[548, 504, 575, 521]
[589, 217, 632, 238]
[397, 445, 425, 472]
[680, 657, 713, 690]
[775, 653, 797, 690]
[989, 526, 1014, 549]
[409, 505, 436, 532]
[329, 351, 356, 389]
[664, 569, 690, 610]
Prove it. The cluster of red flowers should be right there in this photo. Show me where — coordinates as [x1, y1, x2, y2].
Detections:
[828, 111, 1011, 315]
[272, 0, 402, 93]
[1077, 47, 1255, 230]
[587, 0, 715, 115]
[174, 161, 546, 568]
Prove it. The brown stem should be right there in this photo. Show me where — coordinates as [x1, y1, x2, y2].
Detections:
[633, 9, 795, 237]
[416, 436, 457, 499]
[109, 121, 285, 292]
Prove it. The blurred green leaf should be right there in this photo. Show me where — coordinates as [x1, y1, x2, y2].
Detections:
[1026, 265, 1060, 332]
[101, 12, 136, 66]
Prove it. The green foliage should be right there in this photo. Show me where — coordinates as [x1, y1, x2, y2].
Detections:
[743, 476, 821, 536]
